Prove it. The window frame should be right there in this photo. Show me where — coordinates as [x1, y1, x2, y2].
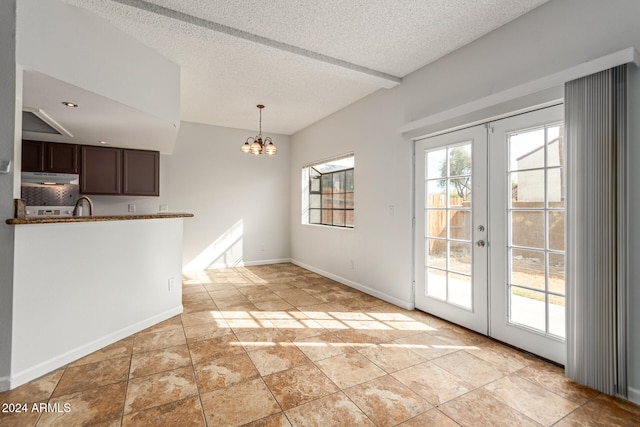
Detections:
[304, 154, 354, 229]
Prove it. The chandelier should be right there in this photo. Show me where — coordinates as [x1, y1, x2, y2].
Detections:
[240, 104, 276, 155]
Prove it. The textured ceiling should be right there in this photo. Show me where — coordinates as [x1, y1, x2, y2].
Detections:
[59, 0, 549, 135]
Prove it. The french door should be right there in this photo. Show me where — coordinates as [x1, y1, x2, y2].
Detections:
[414, 105, 566, 364]
[414, 124, 488, 335]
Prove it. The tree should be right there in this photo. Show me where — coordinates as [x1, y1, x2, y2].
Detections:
[438, 147, 471, 200]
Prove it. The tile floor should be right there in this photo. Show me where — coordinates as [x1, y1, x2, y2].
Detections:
[1, 263, 639, 426]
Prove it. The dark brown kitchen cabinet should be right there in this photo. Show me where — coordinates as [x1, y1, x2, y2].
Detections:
[22, 141, 79, 173]
[80, 145, 122, 195]
[47, 143, 79, 173]
[80, 146, 160, 196]
[22, 140, 45, 172]
[123, 149, 159, 196]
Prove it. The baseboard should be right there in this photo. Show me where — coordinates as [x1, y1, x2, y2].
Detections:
[6, 305, 183, 391]
[0, 376, 9, 393]
[238, 258, 292, 267]
[203, 258, 292, 269]
[629, 386, 640, 405]
[290, 259, 414, 310]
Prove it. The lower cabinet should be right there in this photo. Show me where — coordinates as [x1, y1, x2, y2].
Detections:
[80, 146, 159, 196]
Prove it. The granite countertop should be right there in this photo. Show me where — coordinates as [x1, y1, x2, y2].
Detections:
[6, 213, 194, 225]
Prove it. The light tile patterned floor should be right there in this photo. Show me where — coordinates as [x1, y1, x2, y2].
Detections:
[1, 263, 639, 426]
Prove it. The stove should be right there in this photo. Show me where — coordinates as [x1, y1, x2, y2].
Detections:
[25, 206, 75, 218]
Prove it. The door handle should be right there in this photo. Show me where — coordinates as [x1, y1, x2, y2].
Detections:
[476, 240, 486, 248]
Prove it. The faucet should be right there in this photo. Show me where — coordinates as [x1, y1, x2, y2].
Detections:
[73, 196, 94, 217]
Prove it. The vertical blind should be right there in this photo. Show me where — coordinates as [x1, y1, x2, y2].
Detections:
[565, 65, 628, 397]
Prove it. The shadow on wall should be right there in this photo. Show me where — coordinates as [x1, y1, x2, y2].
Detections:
[184, 219, 244, 271]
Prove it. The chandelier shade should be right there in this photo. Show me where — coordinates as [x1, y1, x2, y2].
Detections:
[241, 105, 276, 156]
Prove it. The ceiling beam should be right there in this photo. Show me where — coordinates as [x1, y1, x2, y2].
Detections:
[112, 0, 402, 87]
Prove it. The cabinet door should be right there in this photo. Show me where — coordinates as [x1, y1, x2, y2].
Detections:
[48, 143, 79, 173]
[22, 140, 45, 172]
[81, 146, 122, 195]
[123, 149, 159, 196]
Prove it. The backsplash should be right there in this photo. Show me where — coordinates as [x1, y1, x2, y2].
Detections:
[21, 183, 79, 206]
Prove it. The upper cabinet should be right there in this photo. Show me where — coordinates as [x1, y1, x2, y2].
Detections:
[80, 145, 122, 195]
[22, 141, 79, 173]
[48, 143, 79, 174]
[22, 141, 160, 196]
[22, 140, 45, 172]
[123, 149, 160, 196]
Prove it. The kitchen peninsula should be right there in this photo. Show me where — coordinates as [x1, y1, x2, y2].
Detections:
[6, 213, 193, 388]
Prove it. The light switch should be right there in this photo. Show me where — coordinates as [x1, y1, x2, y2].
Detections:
[0, 160, 11, 174]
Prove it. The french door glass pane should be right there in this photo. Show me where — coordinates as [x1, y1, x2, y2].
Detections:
[546, 125, 564, 167]
[509, 128, 545, 170]
[511, 210, 545, 249]
[548, 168, 565, 208]
[427, 180, 446, 207]
[548, 212, 565, 251]
[549, 253, 565, 295]
[510, 170, 545, 207]
[424, 143, 473, 309]
[507, 123, 565, 337]
[449, 178, 471, 204]
[510, 286, 546, 331]
[448, 272, 472, 309]
[426, 210, 446, 238]
[549, 295, 566, 338]
[426, 239, 446, 269]
[427, 149, 447, 179]
[511, 248, 545, 290]
[426, 268, 446, 300]
[449, 242, 472, 275]
[449, 210, 471, 240]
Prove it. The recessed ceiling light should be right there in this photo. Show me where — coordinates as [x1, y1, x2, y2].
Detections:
[99, 140, 108, 145]
[62, 101, 78, 107]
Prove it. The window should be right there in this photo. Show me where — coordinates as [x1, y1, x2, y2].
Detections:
[303, 154, 354, 228]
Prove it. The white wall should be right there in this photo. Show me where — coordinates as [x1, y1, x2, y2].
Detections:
[290, 89, 413, 308]
[0, 0, 18, 391]
[290, 0, 640, 402]
[16, 0, 180, 127]
[167, 121, 291, 270]
[11, 218, 183, 388]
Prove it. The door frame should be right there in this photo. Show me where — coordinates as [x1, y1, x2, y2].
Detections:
[412, 104, 566, 364]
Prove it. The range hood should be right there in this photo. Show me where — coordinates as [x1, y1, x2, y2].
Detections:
[22, 108, 73, 139]
[21, 172, 79, 185]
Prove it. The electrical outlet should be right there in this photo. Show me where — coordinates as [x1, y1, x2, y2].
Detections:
[260, 244, 265, 252]
[168, 277, 175, 292]
[388, 205, 395, 216]
[350, 259, 355, 269]
[128, 204, 136, 213]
